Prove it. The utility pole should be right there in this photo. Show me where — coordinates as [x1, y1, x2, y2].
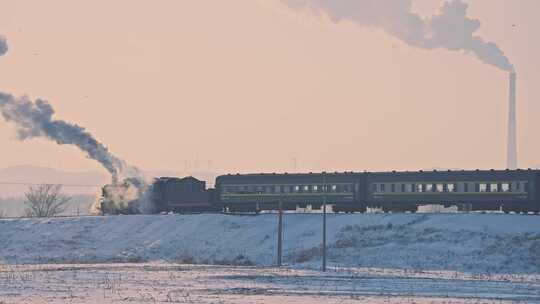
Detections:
[322, 173, 327, 272]
[277, 199, 283, 267]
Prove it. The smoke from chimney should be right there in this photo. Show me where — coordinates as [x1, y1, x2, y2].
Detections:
[507, 72, 517, 169]
[0, 36, 8, 56]
[283, 0, 514, 72]
[0, 93, 140, 182]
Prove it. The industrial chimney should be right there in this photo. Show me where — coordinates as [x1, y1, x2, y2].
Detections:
[507, 72, 517, 169]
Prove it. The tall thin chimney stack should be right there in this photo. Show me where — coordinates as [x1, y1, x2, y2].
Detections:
[507, 72, 517, 169]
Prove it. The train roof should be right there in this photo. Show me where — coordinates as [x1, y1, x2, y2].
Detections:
[216, 169, 540, 182]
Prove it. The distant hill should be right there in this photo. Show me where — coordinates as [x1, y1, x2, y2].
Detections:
[0, 165, 220, 197]
[0, 194, 96, 217]
[0, 165, 108, 197]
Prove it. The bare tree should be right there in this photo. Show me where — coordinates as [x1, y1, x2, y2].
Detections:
[24, 184, 71, 218]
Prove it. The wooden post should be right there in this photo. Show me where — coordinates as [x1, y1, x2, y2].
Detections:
[322, 173, 327, 272]
[277, 200, 283, 267]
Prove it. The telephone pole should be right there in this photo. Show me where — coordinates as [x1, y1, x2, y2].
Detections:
[277, 200, 283, 267]
[322, 173, 327, 272]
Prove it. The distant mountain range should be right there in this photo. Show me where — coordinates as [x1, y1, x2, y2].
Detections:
[0, 165, 219, 197]
[0, 165, 108, 197]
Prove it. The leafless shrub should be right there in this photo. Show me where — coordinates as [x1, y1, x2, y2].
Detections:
[23, 184, 71, 217]
[175, 253, 196, 264]
[291, 246, 321, 263]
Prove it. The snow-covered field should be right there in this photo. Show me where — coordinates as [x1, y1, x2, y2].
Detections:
[1, 213, 540, 302]
[1, 263, 539, 303]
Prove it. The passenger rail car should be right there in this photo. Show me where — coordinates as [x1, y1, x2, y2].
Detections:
[366, 169, 540, 213]
[215, 173, 364, 212]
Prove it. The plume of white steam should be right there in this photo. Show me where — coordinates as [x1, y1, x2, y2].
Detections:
[94, 178, 154, 215]
[0, 36, 7, 56]
[284, 0, 514, 72]
[0, 93, 140, 182]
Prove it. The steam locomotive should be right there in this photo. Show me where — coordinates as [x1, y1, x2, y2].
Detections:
[151, 169, 540, 214]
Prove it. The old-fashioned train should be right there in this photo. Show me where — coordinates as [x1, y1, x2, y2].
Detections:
[151, 169, 540, 214]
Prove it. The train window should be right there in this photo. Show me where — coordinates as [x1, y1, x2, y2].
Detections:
[380, 184, 386, 192]
[490, 183, 498, 192]
[524, 182, 529, 192]
[416, 184, 422, 192]
[425, 184, 433, 192]
[331, 185, 337, 192]
[404, 184, 412, 192]
[313, 185, 319, 192]
[512, 182, 518, 192]
[447, 183, 455, 192]
[371, 184, 377, 193]
[463, 183, 469, 192]
[479, 183, 487, 192]
[501, 183, 510, 192]
[303, 185, 310, 192]
[273, 185, 280, 193]
[390, 184, 395, 193]
[294, 185, 300, 193]
[436, 184, 444, 192]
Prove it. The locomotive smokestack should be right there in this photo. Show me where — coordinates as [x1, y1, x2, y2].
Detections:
[507, 72, 517, 170]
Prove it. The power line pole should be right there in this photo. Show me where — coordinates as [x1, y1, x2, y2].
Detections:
[277, 199, 283, 267]
[322, 173, 327, 272]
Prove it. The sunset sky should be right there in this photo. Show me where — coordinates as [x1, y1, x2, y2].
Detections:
[1, 0, 539, 177]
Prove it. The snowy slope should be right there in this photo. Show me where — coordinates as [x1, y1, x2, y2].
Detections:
[0, 213, 539, 274]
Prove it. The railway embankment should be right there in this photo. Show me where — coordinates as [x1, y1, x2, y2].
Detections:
[0, 213, 539, 274]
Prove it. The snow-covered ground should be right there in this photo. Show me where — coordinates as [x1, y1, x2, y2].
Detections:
[1, 213, 539, 274]
[1, 213, 540, 302]
[1, 263, 539, 303]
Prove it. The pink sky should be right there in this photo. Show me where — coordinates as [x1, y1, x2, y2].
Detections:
[0, 0, 539, 176]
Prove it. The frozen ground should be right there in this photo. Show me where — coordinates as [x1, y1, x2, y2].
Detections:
[1, 213, 539, 274]
[1, 263, 539, 303]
